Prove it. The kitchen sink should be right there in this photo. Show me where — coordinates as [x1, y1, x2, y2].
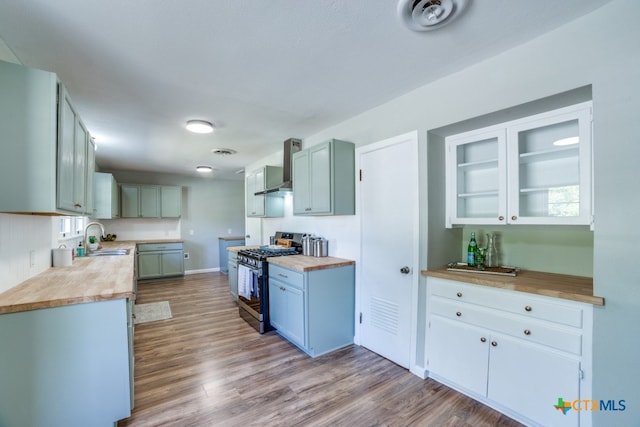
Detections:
[86, 249, 131, 257]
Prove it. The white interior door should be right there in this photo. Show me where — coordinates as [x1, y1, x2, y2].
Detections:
[244, 217, 262, 245]
[359, 131, 419, 368]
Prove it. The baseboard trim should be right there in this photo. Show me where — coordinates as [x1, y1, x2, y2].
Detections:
[185, 268, 220, 275]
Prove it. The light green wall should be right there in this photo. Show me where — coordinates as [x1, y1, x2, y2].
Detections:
[106, 170, 245, 272]
[302, 1, 640, 424]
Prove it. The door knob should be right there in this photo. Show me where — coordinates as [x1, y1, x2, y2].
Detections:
[400, 266, 411, 274]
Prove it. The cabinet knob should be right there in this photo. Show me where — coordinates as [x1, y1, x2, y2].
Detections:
[525, 305, 532, 312]
[480, 337, 486, 343]
[491, 341, 498, 347]
[456, 311, 462, 317]
[498, 215, 505, 221]
[524, 329, 531, 336]
[456, 292, 463, 298]
[511, 215, 518, 221]
[400, 266, 411, 274]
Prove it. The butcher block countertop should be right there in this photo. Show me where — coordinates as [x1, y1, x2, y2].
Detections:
[422, 267, 604, 306]
[227, 245, 259, 253]
[268, 255, 355, 272]
[0, 241, 139, 315]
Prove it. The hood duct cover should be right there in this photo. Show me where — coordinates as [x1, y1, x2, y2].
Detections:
[398, 0, 469, 32]
[255, 138, 301, 195]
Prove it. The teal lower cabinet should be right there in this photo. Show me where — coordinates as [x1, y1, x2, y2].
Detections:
[268, 262, 355, 357]
[0, 299, 132, 427]
[137, 242, 184, 280]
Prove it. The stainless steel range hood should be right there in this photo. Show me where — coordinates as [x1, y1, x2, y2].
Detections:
[255, 138, 301, 195]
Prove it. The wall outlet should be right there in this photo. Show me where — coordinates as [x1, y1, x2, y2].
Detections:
[184, 252, 190, 259]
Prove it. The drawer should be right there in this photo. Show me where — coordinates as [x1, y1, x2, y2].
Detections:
[269, 264, 304, 289]
[137, 242, 183, 252]
[428, 277, 583, 328]
[430, 296, 582, 356]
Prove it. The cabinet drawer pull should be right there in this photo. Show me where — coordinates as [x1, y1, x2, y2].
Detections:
[74, 203, 82, 208]
[279, 286, 285, 291]
[455, 311, 462, 317]
[480, 337, 486, 343]
[305, 207, 312, 211]
[524, 329, 531, 336]
[525, 305, 532, 312]
[278, 273, 288, 279]
[456, 292, 463, 298]
[491, 341, 498, 347]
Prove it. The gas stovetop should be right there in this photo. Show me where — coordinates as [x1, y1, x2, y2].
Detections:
[239, 247, 300, 261]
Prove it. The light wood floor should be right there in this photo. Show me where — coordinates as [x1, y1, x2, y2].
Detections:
[118, 272, 523, 427]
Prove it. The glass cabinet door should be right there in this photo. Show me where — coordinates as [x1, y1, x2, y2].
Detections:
[446, 128, 507, 227]
[507, 103, 592, 225]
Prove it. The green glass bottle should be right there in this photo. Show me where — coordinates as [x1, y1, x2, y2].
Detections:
[467, 232, 477, 267]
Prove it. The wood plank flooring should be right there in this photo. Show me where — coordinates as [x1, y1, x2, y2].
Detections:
[118, 272, 523, 427]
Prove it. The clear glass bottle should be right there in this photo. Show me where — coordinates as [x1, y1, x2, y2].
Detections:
[486, 233, 498, 267]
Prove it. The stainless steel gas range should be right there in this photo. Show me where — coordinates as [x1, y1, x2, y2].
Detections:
[237, 232, 305, 333]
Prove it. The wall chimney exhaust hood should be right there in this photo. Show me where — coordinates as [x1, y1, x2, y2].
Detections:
[254, 138, 301, 195]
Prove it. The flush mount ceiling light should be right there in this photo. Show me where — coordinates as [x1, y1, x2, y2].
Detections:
[398, 0, 469, 32]
[186, 120, 214, 134]
[196, 165, 213, 172]
[211, 148, 237, 156]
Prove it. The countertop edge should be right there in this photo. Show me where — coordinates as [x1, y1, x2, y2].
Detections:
[422, 268, 605, 306]
[268, 255, 355, 272]
[0, 291, 135, 315]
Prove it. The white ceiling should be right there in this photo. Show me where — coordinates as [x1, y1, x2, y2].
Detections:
[0, 0, 612, 180]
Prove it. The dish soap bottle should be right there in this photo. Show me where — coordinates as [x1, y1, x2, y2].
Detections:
[467, 232, 477, 267]
[77, 241, 85, 257]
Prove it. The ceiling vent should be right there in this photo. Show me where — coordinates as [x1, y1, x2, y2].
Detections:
[211, 148, 237, 156]
[398, 0, 469, 32]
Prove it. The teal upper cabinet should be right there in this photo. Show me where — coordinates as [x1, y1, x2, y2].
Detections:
[445, 102, 593, 228]
[0, 60, 94, 215]
[246, 166, 284, 217]
[120, 184, 181, 218]
[292, 139, 355, 215]
[160, 186, 182, 218]
[94, 172, 120, 219]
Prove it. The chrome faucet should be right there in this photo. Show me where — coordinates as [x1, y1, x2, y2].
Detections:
[84, 221, 106, 250]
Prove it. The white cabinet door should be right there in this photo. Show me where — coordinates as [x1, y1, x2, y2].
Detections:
[308, 142, 331, 213]
[57, 87, 79, 212]
[292, 149, 310, 214]
[428, 315, 489, 396]
[507, 104, 592, 225]
[488, 333, 580, 427]
[446, 128, 507, 227]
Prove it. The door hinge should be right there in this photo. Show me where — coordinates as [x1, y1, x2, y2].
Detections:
[359, 312, 363, 324]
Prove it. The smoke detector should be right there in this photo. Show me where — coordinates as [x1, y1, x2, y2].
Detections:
[211, 148, 237, 156]
[398, 0, 469, 32]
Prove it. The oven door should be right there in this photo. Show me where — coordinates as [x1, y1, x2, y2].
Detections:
[237, 262, 266, 332]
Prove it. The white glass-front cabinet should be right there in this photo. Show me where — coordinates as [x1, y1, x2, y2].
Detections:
[446, 102, 592, 227]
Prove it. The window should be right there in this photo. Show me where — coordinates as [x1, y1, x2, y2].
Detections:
[59, 216, 87, 240]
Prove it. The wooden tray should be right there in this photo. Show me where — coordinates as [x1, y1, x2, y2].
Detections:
[446, 262, 518, 276]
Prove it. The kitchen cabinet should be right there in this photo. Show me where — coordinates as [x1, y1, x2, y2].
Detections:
[426, 276, 592, 427]
[228, 250, 239, 301]
[121, 184, 182, 218]
[292, 139, 355, 215]
[137, 242, 184, 280]
[0, 60, 94, 215]
[0, 299, 132, 426]
[268, 262, 355, 357]
[246, 166, 284, 217]
[94, 172, 120, 219]
[219, 237, 245, 274]
[445, 102, 592, 227]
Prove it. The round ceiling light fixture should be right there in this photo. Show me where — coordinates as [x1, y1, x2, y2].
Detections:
[186, 120, 214, 134]
[196, 165, 213, 172]
[397, 0, 469, 32]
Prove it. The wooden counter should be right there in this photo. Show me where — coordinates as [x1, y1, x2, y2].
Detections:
[422, 267, 604, 306]
[227, 245, 259, 253]
[0, 241, 136, 314]
[268, 255, 355, 272]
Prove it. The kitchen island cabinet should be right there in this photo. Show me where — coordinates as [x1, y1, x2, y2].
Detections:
[425, 275, 594, 427]
[267, 257, 355, 357]
[0, 241, 136, 427]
